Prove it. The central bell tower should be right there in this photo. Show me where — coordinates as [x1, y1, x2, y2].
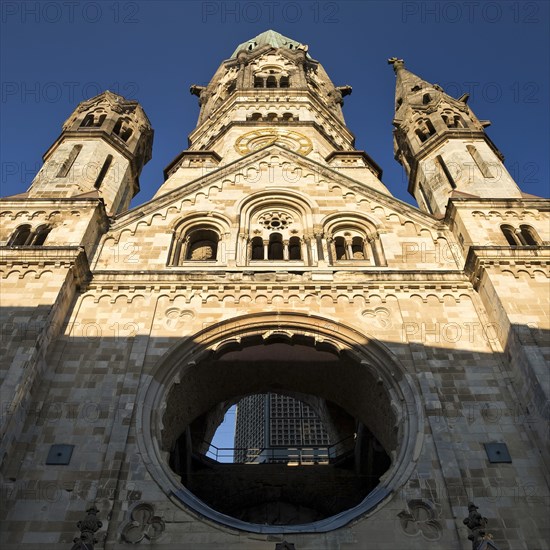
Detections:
[156, 30, 387, 197]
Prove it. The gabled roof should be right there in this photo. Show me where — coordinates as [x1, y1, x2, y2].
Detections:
[110, 143, 445, 232]
[230, 30, 307, 59]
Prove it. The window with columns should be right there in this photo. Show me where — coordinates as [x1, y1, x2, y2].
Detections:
[246, 112, 297, 122]
[501, 224, 542, 246]
[441, 110, 464, 128]
[246, 210, 306, 263]
[7, 224, 52, 246]
[80, 110, 107, 128]
[252, 71, 291, 89]
[326, 224, 386, 267]
[519, 225, 542, 245]
[113, 118, 133, 142]
[415, 118, 436, 143]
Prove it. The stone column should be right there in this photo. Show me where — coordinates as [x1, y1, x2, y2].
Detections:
[215, 238, 222, 262]
[327, 237, 336, 265]
[345, 238, 353, 261]
[244, 236, 252, 264]
[313, 226, 324, 262]
[180, 236, 190, 263]
[283, 240, 289, 260]
[362, 239, 370, 261]
[321, 234, 330, 263]
[309, 233, 318, 264]
[300, 238, 308, 264]
[263, 239, 269, 260]
[515, 228, 526, 245]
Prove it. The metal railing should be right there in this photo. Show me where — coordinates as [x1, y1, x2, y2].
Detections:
[201, 434, 356, 465]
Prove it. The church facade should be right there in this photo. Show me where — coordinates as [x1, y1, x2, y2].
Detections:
[0, 31, 548, 549]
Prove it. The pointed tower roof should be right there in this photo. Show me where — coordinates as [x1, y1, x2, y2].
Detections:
[230, 30, 307, 58]
[388, 57, 443, 113]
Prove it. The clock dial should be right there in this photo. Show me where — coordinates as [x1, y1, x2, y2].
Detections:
[235, 129, 312, 155]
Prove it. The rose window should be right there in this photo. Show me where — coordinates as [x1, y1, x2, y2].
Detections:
[258, 211, 293, 230]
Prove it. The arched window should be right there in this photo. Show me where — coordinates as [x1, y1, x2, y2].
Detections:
[288, 236, 301, 260]
[442, 112, 463, 128]
[113, 119, 133, 142]
[251, 237, 264, 260]
[328, 223, 385, 266]
[267, 113, 278, 122]
[171, 227, 221, 265]
[268, 233, 283, 260]
[415, 129, 428, 143]
[185, 229, 219, 261]
[254, 76, 264, 88]
[334, 236, 346, 260]
[282, 113, 295, 121]
[280, 76, 290, 88]
[7, 224, 52, 246]
[81, 114, 94, 127]
[245, 206, 306, 265]
[80, 112, 106, 128]
[8, 224, 32, 246]
[32, 225, 51, 246]
[333, 235, 367, 260]
[351, 237, 365, 259]
[266, 76, 277, 89]
[519, 225, 541, 246]
[501, 225, 519, 246]
[425, 119, 436, 135]
[415, 119, 436, 143]
[249, 112, 262, 121]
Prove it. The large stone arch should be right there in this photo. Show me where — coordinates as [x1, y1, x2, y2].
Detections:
[136, 312, 423, 533]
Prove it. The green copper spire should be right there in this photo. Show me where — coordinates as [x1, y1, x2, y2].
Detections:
[230, 29, 307, 58]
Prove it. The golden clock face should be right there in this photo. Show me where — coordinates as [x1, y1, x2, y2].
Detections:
[235, 129, 313, 155]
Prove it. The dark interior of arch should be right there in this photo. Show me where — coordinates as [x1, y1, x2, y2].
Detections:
[163, 337, 394, 525]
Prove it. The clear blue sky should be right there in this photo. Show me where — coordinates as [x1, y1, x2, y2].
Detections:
[1, 1, 548, 205]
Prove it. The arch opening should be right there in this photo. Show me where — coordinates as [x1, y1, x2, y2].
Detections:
[139, 314, 422, 534]
[162, 338, 395, 526]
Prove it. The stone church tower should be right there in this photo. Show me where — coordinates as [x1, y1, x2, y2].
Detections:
[1, 31, 548, 549]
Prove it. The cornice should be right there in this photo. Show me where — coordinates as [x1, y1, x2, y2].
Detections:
[163, 150, 222, 180]
[0, 196, 104, 207]
[85, 268, 470, 292]
[325, 151, 383, 179]
[464, 245, 550, 288]
[445, 197, 550, 227]
[0, 246, 92, 284]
